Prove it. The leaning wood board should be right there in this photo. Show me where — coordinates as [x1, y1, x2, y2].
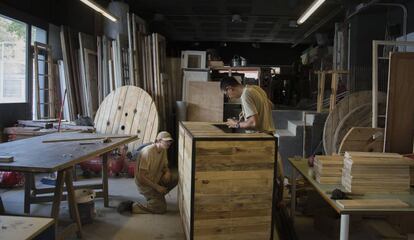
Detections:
[178, 121, 276, 239]
[94, 86, 159, 151]
[187, 81, 224, 122]
[336, 199, 409, 209]
[385, 52, 414, 154]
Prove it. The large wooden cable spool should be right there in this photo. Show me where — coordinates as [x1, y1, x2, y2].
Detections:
[94, 86, 159, 151]
[338, 127, 385, 153]
[323, 91, 386, 155]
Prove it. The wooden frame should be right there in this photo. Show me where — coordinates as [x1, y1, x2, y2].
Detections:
[315, 70, 348, 113]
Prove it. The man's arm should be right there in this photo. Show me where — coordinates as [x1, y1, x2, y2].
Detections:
[137, 170, 167, 194]
[226, 114, 258, 129]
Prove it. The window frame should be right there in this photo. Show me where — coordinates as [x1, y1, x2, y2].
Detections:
[0, 4, 49, 106]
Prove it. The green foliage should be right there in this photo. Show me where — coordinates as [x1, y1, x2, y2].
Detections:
[6, 21, 26, 40]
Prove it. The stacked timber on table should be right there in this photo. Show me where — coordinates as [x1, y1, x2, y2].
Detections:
[342, 152, 413, 193]
[178, 122, 276, 239]
[313, 155, 343, 184]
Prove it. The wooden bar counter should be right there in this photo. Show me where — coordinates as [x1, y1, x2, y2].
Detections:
[178, 121, 277, 240]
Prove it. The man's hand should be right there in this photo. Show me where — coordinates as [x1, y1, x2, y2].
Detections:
[156, 185, 168, 195]
[226, 118, 239, 128]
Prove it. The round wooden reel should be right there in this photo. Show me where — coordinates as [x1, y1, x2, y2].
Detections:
[94, 86, 159, 152]
[323, 91, 386, 155]
[338, 127, 385, 153]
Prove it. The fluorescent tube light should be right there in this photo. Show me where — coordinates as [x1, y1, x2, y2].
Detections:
[297, 0, 326, 25]
[79, 0, 118, 22]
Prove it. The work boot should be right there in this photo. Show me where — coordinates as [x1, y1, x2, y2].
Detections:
[117, 200, 133, 214]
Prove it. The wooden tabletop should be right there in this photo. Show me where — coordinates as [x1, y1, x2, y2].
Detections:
[180, 121, 275, 139]
[289, 158, 414, 214]
[0, 215, 54, 240]
[0, 132, 137, 173]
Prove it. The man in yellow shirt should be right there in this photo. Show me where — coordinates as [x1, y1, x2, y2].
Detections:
[220, 76, 275, 133]
[118, 131, 177, 214]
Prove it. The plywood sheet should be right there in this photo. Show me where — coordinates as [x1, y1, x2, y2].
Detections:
[187, 81, 224, 122]
[385, 52, 414, 154]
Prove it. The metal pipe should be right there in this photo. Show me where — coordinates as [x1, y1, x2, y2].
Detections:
[346, 0, 380, 20]
[340, 214, 350, 240]
[346, 2, 408, 50]
[292, 7, 343, 47]
[372, 40, 378, 128]
[374, 3, 408, 46]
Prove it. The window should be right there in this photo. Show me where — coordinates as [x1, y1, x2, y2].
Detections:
[31, 26, 47, 119]
[0, 14, 28, 103]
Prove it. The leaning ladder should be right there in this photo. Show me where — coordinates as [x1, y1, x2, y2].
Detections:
[33, 42, 55, 119]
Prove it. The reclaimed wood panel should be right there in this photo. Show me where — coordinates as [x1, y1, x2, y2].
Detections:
[187, 81, 224, 122]
[178, 122, 275, 239]
[178, 126, 192, 240]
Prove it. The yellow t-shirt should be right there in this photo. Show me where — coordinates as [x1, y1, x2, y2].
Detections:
[241, 85, 275, 133]
[135, 144, 168, 193]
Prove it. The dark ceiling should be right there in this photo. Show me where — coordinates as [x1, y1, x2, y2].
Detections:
[122, 0, 345, 44]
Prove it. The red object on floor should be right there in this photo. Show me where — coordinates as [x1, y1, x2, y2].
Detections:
[79, 157, 103, 174]
[108, 155, 124, 176]
[79, 154, 126, 177]
[128, 161, 136, 178]
[0, 171, 24, 188]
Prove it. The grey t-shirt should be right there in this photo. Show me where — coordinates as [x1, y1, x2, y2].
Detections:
[240, 85, 275, 133]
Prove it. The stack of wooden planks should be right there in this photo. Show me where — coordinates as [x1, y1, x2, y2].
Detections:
[313, 155, 343, 184]
[57, 12, 178, 135]
[342, 152, 412, 193]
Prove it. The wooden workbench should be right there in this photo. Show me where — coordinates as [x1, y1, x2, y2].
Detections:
[178, 121, 277, 239]
[0, 215, 55, 240]
[288, 158, 414, 240]
[0, 132, 137, 239]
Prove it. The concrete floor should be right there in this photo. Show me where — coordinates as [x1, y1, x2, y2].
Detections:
[1, 176, 184, 240]
[1, 176, 397, 240]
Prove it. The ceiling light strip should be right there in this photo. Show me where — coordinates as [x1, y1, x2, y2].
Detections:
[79, 0, 118, 22]
[297, 0, 326, 25]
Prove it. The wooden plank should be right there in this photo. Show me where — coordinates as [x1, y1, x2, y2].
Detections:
[110, 86, 129, 134]
[338, 127, 384, 153]
[187, 81, 224, 122]
[323, 91, 386, 155]
[84, 49, 99, 118]
[385, 52, 414, 154]
[336, 199, 409, 209]
[316, 72, 325, 113]
[0, 216, 54, 240]
[332, 104, 374, 153]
